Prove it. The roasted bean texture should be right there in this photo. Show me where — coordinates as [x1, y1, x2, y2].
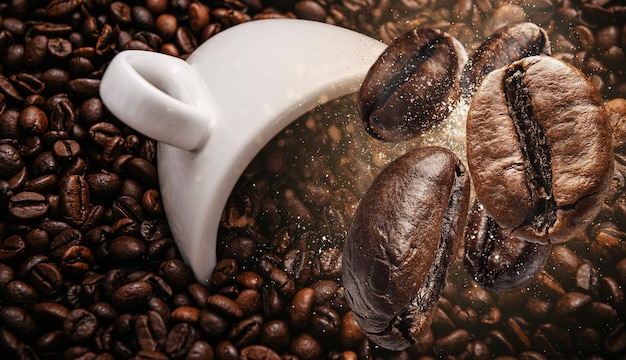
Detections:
[358, 28, 467, 142]
[342, 146, 470, 350]
[467, 56, 613, 244]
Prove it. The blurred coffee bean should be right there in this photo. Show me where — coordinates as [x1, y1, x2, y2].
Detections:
[289, 333, 323, 360]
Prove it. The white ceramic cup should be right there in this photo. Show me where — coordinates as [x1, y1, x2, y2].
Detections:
[100, 18, 386, 284]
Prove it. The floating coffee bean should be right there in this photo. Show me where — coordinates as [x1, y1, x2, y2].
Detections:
[342, 146, 470, 350]
[464, 201, 552, 292]
[466, 56, 613, 244]
[461, 22, 551, 97]
[358, 28, 467, 142]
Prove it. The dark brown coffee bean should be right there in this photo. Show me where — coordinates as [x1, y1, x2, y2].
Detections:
[464, 200, 551, 292]
[60, 245, 93, 276]
[24, 174, 59, 194]
[462, 22, 551, 96]
[128, 158, 157, 187]
[259, 319, 289, 350]
[32, 301, 70, 328]
[86, 171, 121, 198]
[165, 322, 196, 358]
[159, 259, 192, 290]
[19, 105, 48, 136]
[108, 236, 146, 262]
[8, 191, 48, 220]
[358, 28, 467, 142]
[59, 175, 90, 226]
[89, 302, 117, 326]
[155, 14, 178, 38]
[111, 195, 143, 222]
[0, 144, 22, 178]
[240, 345, 281, 360]
[30, 262, 63, 296]
[531, 323, 571, 358]
[47, 96, 75, 124]
[3, 280, 38, 309]
[175, 26, 197, 54]
[112, 281, 153, 311]
[286, 286, 313, 329]
[342, 146, 470, 350]
[294, 1, 327, 22]
[206, 294, 244, 319]
[0, 263, 15, 291]
[199, 309, 229, 337]
[214, 340, 238, 360]
[188, 3, 210, 33]
[64, 309, 98, 343]
[24, 35, 47, 69]
[53, 139, 81, 160]
[289, 333, 323, 360]
[0, 306, 38, 338]
[69, 78, 100, 99]
[11, 73, 45, 95]
[433, 328, 470, 356]
[311, 305, 340, 337]
[44, 0, 83, 19]
[45, 37, 72, 59]
[466, 56, 613, 244]
[109, 2, 132, 26]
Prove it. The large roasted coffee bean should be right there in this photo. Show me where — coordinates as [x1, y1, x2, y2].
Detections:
[464, 200, 552, 292]
[358, 28, 467, 142]
[342, 146, 470, 350]
[466, 56, 613, 244]
[461, 22, 552, 96]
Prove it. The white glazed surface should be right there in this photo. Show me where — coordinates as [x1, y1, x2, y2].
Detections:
[100, 18, 386, 284]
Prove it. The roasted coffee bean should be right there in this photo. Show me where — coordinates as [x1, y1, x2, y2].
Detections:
[0, 234, 26, 262]
[59, 175, 90, 226]
[63, 309, 98, 343]
[53, 139, 81, 160]
[165, 322, 196, 358]
[462, 22, 551, 97]
[111, 281, 153, 311]
[288, 287, 314, 329]
[3, 280, 39, 309]
[8, 191, 49, 220]
[0, 144, 24, 178]
[60, 245, 93, 276]
[289, 333, 323, 360]
[464, 201, 552, 292]
[343, 146, 470, 350]
[358, 28, 467, 142]
[311, 305, 341, 337]
[107, 235, 146, 262]
[19, 106, 48, 136]
[466, 56, 613, 244]
[0, 306, 38, 338]
[30, 262, 63, 296]
[33, 301, 70, 329]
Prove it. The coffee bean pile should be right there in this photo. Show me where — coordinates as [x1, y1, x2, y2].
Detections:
[0, 0, 625, 359]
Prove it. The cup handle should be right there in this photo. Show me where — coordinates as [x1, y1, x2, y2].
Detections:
[100, 50, 213, 151]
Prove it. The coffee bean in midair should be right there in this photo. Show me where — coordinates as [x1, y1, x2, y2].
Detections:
[466, 56, 613, 244]
[463, 200, 552, 292]
[342, 146, 470, 350]
[461, 22, 552, 97]
[358, 28, 467, 142]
